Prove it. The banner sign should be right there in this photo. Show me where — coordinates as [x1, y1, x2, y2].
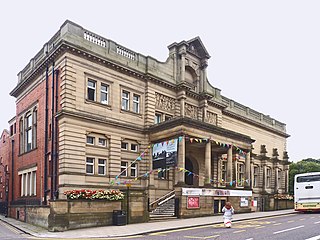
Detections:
[187, 196, 200, 209]
[152, 138, 178, 169]
[182, 188, 252, 197]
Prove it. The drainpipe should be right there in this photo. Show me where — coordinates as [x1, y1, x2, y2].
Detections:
[44, 64, 49, 205]
[50, 62, 55, 200]
[11, 139, 14, 208]
[53, 69, 59, 199]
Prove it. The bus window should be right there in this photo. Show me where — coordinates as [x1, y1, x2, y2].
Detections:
[297, 175, 320, 183]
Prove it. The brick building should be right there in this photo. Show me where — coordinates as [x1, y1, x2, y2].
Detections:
[3, 20, 290, 226]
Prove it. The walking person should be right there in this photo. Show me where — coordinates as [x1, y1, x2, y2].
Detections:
[222, 202, 234, 228]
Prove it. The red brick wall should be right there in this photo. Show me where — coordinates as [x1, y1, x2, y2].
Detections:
[11, 68, 61, 208]
[0, 130, 10, 203]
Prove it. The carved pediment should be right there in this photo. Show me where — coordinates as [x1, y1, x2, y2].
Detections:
[187, 37, 210, 59]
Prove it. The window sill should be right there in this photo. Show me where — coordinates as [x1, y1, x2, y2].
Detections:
[120, 109, 142, 118]
[85, 99, 112, 110]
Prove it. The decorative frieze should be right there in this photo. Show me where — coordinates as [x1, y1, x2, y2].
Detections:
[155, 93, 175, 112]
[205, 111, 217, 125]
[185, 103, 198, 120]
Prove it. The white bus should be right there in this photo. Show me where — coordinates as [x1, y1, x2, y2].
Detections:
[294, 172, 320, 212]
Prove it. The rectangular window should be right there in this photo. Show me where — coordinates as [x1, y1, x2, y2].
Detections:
[131, 144, 138, 152]
[120, 161, 128, 177]
[165, 115, 172, 121]
[133, 94, 140, 113]
[155, 113, 162, 124]
[86, 157, 94, 174]
[19, 168, 37, 197]
[121, 91, 130, 111]
[101, 83, 109, 104]
[158, 169, 167, 180]
[131, 163, 137, 177]
[277, 170, 282, 188]
[87, 80, 96, 101]
[266, 168, 271, 187]
[237, 163, 245, 187]
[98, 138, 106, 147]
[253, 166, 259, 187]
[86, 136, 95, 145]
[121, 142, 128, 150]
[98, 159, 106, 175]
[221, 161, 227, 185]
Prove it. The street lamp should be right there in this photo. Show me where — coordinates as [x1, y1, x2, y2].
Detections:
[0, 162, 9, 217]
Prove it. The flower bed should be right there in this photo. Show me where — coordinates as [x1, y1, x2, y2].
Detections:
[64, 189, 124, 201]
[274, 194, 293, 200]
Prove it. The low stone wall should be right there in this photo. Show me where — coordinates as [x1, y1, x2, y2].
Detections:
[9, 206, 50, 229]
[48, 200, 122, 231]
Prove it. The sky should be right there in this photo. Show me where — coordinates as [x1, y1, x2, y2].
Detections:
[0, 0, 319, 162]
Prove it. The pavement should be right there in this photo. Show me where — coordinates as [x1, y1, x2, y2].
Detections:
[0, 209, 296, 239]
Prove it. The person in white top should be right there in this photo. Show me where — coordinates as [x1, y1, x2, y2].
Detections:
[222, 202, 234, 228]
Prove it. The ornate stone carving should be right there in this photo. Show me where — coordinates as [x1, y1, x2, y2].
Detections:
[205, 111, 217, 125]
[155, 93, 175, 112]
[283, 151, 289, 161]
[260, 145, 267, 155]
[185, 103, 198, 120]
[272, 148, 279, 158]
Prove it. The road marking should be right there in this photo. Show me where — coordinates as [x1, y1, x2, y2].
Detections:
[184, 235, 220, 239]
[305, 235, 320, 240]
[273, 223, 282, 226]
[288, 220, 294, 223]
[273, 225, 304, 234]
[255, 226, 265, 229]
[245, 238, 253, 240]
[300, 218, 306, 221]
[233, 230, 246, 233]
[311, 217, 315, 219]
[314, 221, 320, 224]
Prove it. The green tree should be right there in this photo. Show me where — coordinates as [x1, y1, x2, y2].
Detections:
[289, 159, 320, 194]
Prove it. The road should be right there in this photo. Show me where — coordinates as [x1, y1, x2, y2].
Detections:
[143, 212, 320, 240]
[0, 213, 320, 240]
[0, 220, 30, 240]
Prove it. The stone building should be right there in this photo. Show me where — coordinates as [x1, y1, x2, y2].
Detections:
[5, 20, 290, 226]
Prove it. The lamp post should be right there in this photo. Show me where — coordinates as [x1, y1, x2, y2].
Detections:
[0, 163, 9, 217]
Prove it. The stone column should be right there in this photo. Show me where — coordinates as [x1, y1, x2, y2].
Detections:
[227, 147, 233, 184]
[245, 151, 251, 187]
[176, 136, 185, 185]
[205, 141, 211, 184]
[180, 53, 186, 82]
[179, 90, 186, 117]
[149, 150, 155, 187]
[275, 167, 279, 192]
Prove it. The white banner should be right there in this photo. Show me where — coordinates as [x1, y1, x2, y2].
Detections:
[182, 188, 252, 197]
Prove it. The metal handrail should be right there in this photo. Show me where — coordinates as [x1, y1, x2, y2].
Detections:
[149, 190, 175, 210]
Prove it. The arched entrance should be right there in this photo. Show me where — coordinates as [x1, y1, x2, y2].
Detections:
[185, 158, 194, 185]
[185, 157, 199, 186]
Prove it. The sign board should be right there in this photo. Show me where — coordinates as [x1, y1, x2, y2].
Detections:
[152, 138, 178, 169]
[187, 196, 200, 209]
[240, 197, 249, 207]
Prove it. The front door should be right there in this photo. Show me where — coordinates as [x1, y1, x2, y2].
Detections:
[185, 158, 193, 185]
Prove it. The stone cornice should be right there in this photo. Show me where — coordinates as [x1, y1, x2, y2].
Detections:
[223, 109, 290, 138]
[148, 116, 254, 144]
[56, 109, 145, 133]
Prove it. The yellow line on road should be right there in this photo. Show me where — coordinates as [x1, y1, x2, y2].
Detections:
[255, 226, 265, 229]
[300, 218, 306, 221]
[28, 236, 144, 240]
[287, 220, 294, 223]
[233, 230, 246, 233]
[184, 235, 220, 239]
[149, 224, 216, 235]
[0, 221, 21, 234]
[273, 223, 282, 226]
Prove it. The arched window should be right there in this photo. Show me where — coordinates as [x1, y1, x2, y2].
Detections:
[19, 117, 24, 154]
[32, 107, 37, 149]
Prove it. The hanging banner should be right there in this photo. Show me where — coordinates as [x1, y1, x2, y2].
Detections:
[152, 138, 178, 169]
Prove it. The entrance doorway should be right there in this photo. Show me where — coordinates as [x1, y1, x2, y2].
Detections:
[185, 158, 193, 185]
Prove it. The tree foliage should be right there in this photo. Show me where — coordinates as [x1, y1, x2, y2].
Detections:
[289, 159, 320, 194]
